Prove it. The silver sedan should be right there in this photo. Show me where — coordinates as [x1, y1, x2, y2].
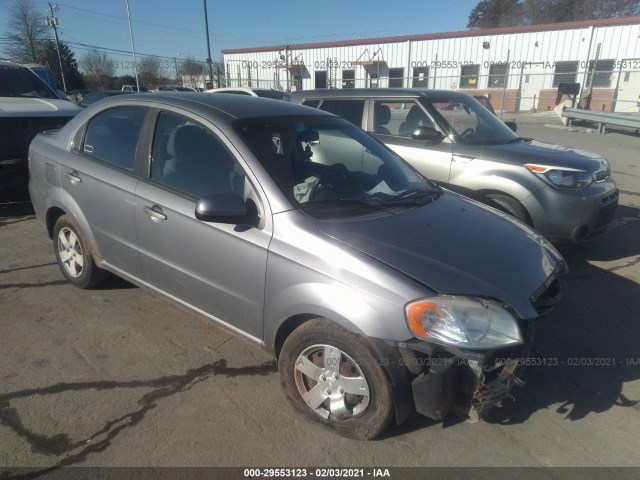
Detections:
[29, 93, 566, 439]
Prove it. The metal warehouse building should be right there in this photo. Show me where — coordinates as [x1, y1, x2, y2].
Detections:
[222, 16, 640, 113]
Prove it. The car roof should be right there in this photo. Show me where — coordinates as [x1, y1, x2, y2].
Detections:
[290, 88, 471, 101]
[100, 91, 331, 120]
[0, 59, 21, 66]
[87, 90, 131, 94]
[211, 87, 289, 94]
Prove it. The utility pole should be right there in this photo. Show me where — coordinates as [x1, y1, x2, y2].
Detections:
[174, 53, 181, 86]
[203, 0, 214, 84]
[124, 0, 141, 92]
[45, 3, 67, 91]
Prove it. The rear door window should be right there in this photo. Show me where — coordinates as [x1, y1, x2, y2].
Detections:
[83, 107, 145, 170]
[318, 100, 365, 127]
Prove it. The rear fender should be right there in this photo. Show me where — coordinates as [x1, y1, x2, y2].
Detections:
[44, 186, 104, 267]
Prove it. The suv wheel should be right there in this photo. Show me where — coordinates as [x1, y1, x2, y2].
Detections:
[487, 193, 531, 225]
[279, 319, 394, 440]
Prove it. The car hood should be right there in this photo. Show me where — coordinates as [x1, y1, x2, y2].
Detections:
[457, 139, 607, 172]
[317, 193, 566, 319]
[0, 97, 81, 117]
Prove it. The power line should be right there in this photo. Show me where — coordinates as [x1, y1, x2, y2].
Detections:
[65, 40, 214, 66]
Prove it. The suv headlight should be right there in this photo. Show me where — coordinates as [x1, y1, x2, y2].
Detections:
[525, 164, 593, 190]
[406, 296, 523, 349]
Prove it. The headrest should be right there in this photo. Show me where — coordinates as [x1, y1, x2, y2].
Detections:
[375, 104, 391, 125]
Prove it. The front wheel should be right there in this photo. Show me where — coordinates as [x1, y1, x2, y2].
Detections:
[279, 319, 394, 440]
[487, 193, 532, 226]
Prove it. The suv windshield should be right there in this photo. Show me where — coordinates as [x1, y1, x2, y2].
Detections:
[0, 64, 58, 99]
[425, 96, 518, 145]
[235, 116, 437, 218]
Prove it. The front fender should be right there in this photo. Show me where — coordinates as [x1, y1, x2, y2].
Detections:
[450, 159, 543, 202]
[262, 249, 424, 355]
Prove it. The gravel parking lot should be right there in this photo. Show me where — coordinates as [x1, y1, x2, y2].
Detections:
[1, 121, 639, 474]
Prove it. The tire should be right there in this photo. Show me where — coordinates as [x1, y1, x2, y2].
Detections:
[486, 193, 532, 226]
[279, 318, 394, 440]
[53, 214, 108, 289]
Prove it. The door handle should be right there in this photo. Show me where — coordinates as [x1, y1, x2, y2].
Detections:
[143, 205, 167, 222]
[65, 171, 82, 184]
[452, 155, 474, 163]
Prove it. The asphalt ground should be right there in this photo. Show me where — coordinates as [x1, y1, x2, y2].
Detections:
[0, 121, 639, 475]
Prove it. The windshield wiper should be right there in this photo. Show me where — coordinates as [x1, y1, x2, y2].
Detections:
[463, 139, 504, 145]
[384, 188, 442, 205]
[505, 137, 531, 144]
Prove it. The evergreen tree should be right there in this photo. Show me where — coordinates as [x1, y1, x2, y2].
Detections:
[40, 40, 85, 91]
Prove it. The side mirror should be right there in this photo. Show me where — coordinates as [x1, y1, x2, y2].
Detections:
[505, 121, 518, 132]
[412, 126, 445, 145]
[195, 192, 256, 226]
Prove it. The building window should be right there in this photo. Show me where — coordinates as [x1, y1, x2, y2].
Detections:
[552, 61, 579, 87]
[412, 67, 429, 88]
[293, 74, 302, 91]
[368, 72, 379, 88]
[588, 59, 615, 88]
[389, 68, 404, 88]
[488, 63, 508, 88]
[460, 64, 480, 89]
[315, 71, 327, 89]
[342, 69, 355, 88]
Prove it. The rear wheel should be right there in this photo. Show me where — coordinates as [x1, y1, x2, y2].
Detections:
[279, 319, 394, 440]
[53, 215, 108, 289]
[487, 193, 531, 225]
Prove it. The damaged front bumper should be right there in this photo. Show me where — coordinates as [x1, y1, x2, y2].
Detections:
[402, 320, 534, 422]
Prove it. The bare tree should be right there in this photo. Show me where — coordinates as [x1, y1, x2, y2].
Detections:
[179, 55, 204, 86]
[1, 0, 48, 63]
[80, 49, 115, 89]
[138, 57, 164, 89]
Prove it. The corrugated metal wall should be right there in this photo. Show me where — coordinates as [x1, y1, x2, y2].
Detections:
[223, 22, 640, 112]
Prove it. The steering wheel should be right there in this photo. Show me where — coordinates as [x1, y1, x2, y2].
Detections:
[459, 127, 475, 139]
[309, 163, 350, 200]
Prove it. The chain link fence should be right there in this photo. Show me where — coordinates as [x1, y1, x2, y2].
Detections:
[225, 59, 640, 117]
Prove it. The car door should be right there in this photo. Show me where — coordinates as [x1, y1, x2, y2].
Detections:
[368, 98, 454, 184]
[429, 99, 486, 190]
[59, 106, 146, 276]
[133, 110, 271, 340]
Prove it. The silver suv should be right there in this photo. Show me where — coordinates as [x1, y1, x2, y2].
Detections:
[29, 93, 566, 439]
[291, 89, 619, 243]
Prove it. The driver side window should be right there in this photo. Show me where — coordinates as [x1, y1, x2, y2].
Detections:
[150, 111, 246, 199]
[431, 101, 480, 136]
[373, 100, 437, 138]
